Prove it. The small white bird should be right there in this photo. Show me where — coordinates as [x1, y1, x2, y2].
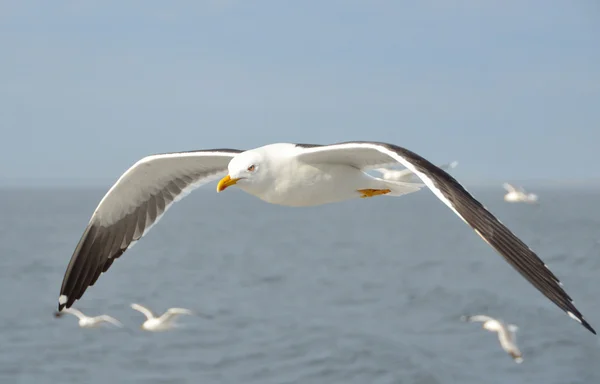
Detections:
[130, 303, 195, 331]
[461, 315, 523, 363]
[503, 183, 538, 203]
[374, 161, 458, 182]
[54, 308, 123, 328]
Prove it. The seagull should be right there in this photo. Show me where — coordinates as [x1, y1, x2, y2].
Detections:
[130, 303, 194, 331]
[54, 307, 123, 328]
[374, 160, 458, 182]
[461, 315, 523, 363]
[55, 141, 595, 334]
[503, 183, 539, 203]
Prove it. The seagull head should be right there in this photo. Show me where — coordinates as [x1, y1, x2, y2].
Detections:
[217, 151, 267, 193]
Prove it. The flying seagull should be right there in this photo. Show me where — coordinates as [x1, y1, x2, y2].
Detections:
[56, 141, 595, 334]
[374, 160, 458, 182]
[54, 307, 123, 328]
[503, 183, 539, 203]
[130, 303, 195, 331]
[461, 315, 523, 363]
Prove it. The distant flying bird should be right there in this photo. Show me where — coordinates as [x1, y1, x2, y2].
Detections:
[54, 308, 123, 328]
[503, 183, 539, 203]
[130, 303, 195, 331]
[461, 315, 523, 363]
[373, 160, 458, 182]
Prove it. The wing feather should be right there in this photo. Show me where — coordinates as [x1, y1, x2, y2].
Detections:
[296, 141, 595, 335]
[58, 149, 242, 310]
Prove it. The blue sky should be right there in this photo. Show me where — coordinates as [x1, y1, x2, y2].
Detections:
[1, 1, 598, 186]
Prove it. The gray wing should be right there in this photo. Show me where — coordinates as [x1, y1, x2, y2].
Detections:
[295, 141, 595, 335]
[58, 149, 242, 310]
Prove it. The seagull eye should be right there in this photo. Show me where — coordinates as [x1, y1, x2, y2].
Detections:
[247, 165, 255, 172]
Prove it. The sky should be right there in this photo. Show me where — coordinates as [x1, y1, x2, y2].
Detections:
[1, 1, 599, 186]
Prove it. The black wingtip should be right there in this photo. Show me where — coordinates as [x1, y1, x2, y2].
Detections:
[569, 310, 596, 335]
[582, 319, 596, 335]
[58, 294, 68, 312]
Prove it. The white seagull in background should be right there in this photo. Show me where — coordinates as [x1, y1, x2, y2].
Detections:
[55, 141, 594, 335]
[130, 303, 195, 331]
[54, 308, 123, 328]
[461, 315, 523, 363]
[503, 183, 539, 204]
[374, 160, 458, 182]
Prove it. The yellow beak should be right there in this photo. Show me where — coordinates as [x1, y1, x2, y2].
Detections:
[217, 175, 239, 192]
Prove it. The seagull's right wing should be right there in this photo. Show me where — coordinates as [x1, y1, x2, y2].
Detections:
[158, 308, 194, 323]
[463, 315, 497, 324]
[373, 168, 414, 182]
[503, 183, 517, 193]
[131, 303, 156, 320]
[98, 315, 123, 327]
[58, 149, 243, 310]
[62, 308, 86, 320]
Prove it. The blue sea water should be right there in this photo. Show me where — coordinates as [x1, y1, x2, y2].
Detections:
[0, 186, 599, 383]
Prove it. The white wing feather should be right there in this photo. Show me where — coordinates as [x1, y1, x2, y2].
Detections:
[131, 303, 156, 320]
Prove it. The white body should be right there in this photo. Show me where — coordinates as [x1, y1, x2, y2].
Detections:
[233, 145, 423, 207]
[503, 183, 538, 203]
[131, 303, 194, 332]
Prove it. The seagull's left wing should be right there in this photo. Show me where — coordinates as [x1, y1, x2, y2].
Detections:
[295, 141, 595, 335]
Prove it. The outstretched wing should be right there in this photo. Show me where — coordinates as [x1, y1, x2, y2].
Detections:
[60, 308, 86, 320]
[131, 303, 156, 320]
[98, 315, 123, 327]
[462, 314, 497, 324]
[158, 308, 194, 323]
[58, 149, 243, 310]
[503, 183, 518, 193]
[295, 141, 595, 335]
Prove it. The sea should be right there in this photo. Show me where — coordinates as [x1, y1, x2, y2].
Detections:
[0, 185, 599, 384]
